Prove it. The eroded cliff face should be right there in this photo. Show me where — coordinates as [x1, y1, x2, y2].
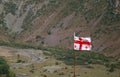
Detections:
[0, 0, 120, 56]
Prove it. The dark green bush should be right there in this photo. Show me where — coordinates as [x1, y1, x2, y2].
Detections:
[0, 57, 9, 76]
[4, 2, 17, 15]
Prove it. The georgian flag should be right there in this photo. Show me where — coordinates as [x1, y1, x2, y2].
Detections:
[74, 34, 92, 51]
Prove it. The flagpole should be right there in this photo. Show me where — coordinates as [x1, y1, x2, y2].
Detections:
[73, 32, 92, 77]
[73, 51, 76, 77]
[73, 32, 76, 77]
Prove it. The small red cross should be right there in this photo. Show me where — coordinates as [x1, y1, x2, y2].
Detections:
[85, 46, 88, 49]
[74, 45, 76, 48]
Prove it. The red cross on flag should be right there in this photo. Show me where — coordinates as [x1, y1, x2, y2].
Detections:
[74, 34, 92, 51]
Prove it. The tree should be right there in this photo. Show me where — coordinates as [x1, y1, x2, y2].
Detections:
[0, 57, 9, 76]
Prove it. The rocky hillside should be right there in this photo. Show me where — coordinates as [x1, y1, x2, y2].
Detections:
[0, 0, 120, 56]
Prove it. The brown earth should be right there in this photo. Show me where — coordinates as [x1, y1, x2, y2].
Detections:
[0, 0, 120, 57]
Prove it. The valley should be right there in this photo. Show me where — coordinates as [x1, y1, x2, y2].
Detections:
[0, 46, 120, 77]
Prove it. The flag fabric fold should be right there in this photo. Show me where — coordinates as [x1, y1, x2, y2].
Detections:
[74, 34, 92, 51]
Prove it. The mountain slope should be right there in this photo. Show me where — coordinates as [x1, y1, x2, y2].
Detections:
[0, 0, 120, 57]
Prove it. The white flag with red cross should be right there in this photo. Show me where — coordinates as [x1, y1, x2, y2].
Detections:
[74, 34, 92, 51]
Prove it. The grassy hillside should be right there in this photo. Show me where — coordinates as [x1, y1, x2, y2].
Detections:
[0, 0, 120, 56]
[0, 41, 120, 69]
[0, 45, 120, 77]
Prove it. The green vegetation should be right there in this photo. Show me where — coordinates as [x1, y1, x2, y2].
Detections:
[0, 17, 5, 26]
[47, 30, 52, 35]
[68, 0, 84, 12]
[22, 1, 46, 31]
[66, 0, 120, 25]
[4, 2, 17, 15]
[22, 0, 43, 13]
[26, 0, 42, 5]
[36, 35, 41, 40]
[0, 13, 7, 30]
[22, 9, 33, 31]
[0, 41, 38, 49]
[0, 18, 7, 30]
[100, 10, 120, 25]
[36, 4, 46, 16]
[0, 41, 119, 72]
[40, 47, 120, 73]
[0, 57, 15, 77]
[0, 57, 9, 75]
[49, 0, 57, 5]
[100, 0, 120, 25]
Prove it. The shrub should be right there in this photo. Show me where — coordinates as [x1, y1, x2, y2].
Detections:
[8, 70, 16, 77]
[108, 66, 114, 72]
[41, 41, 44, 44]
[55, 62, 59, 65]
[36, 35, 41, 39]
[59, 72, 64, 75]
[4, 2, 17, 15]
[47, 30, 51, 35]
[29, 69, 34, 73]
[0, 57, 9, 75]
